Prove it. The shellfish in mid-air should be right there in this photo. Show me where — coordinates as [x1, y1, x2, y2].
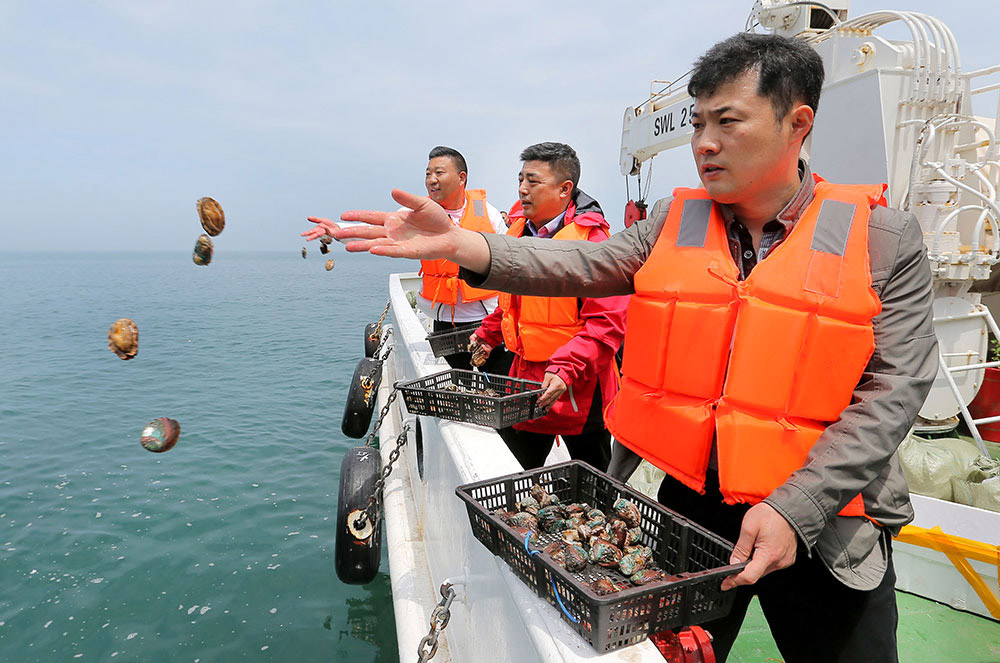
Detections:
[193, 234, 214, 266]
[301, 247, 307, 259]
[108, 318, 139, 360]
[141, 417, 181, 453]
[196, 197, 225, 236]
[325, 259, 336, 271]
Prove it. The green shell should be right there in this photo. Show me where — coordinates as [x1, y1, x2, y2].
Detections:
[193, 234, 214, 266]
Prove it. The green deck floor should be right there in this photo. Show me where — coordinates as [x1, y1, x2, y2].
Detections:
[727, 591, 1000, 662]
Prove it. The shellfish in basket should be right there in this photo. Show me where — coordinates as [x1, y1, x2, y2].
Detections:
[196, 197, 225, 236]
[193, 234, 214, 266]
[107, 318, 139, 360]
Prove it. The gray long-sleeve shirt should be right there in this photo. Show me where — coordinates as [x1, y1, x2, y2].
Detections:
[461, 174, 938, 590]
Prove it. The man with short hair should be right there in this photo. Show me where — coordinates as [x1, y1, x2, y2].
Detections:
[417, 146, 510, 372]
[470, 142, 627, 471]
[310, 33, 937, 663]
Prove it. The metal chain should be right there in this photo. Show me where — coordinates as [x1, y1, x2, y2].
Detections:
[360, 336, 394, 404]
[369, 299, 392, 342]
[354, 420, 410, 530]
[416, 583, 455, 663]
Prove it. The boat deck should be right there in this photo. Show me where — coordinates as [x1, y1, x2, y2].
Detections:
[730, 594, 999, 662]
[379, 272, 999, 662]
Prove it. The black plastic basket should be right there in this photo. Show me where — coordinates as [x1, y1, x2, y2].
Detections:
[396, 369, 542, 429]
[455, 461, 745, 653]
[425, 322, 481, 358]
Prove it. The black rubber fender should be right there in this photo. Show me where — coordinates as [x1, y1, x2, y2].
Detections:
[342, 357, 382, 439]
[364, 323, 381, 358]
[335, 446, 383, 585]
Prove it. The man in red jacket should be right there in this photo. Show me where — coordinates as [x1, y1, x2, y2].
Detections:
[470, 142, 628, 471]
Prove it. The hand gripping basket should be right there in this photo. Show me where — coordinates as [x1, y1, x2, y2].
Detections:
[396, 369, 543, 429]
[425, 322, 481, 358]
[455, 461, 745, 653]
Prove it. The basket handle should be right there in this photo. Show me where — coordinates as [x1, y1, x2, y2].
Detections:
[524, 531, 580, 624]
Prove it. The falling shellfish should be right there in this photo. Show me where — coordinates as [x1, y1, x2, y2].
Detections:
[108, 318, 139, 360]
[193, 234, 214, 266]
[141, 417, 180, 453]
[196, 197, 225, 236]
[325, 259, 336, 271]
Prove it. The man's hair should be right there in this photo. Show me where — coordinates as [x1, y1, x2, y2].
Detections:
[519, 142, 580, 191]
[428, 146, 468, 176]
[688, 33, 824, 121]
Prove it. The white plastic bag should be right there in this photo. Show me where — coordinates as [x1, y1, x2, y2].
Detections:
[898, 434, 982, 500]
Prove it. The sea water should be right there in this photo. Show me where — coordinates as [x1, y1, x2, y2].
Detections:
[0, 251, 415, 662]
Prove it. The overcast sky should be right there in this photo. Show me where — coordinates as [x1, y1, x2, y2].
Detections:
[1, 0, 997, 252]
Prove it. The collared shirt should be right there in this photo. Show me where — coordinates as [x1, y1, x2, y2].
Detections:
[722, 161, 814, 279]
[523, 211, 566, 239]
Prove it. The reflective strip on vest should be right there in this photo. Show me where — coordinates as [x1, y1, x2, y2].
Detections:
[677, 198, 713, 247]
[606, 181, 884, 518]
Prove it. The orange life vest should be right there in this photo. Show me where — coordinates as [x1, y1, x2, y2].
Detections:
[420, 189, 498, 305]
[605, 181, 885, 517]
[498, 218, 590, 362]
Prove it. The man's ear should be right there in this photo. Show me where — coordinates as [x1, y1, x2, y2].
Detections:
[788, 103, 814, 143]
[559, 180, 574, 199]
[459, 171, 468, 187]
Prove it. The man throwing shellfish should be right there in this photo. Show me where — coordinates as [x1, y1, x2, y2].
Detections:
[304, 33, 938, 663]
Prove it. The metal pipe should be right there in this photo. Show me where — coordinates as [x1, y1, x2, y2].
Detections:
[937, 349, 991, 455]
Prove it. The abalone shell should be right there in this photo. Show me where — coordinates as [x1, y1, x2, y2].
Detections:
[196, 197, 225, 236]
[325, 259, 336, 271]
[193, 234, 214, 266]
[319, 242, 329, 255]
[141, 417, 180, 453]
[301, 247, 307, 259]
[107, 318, 138, 360]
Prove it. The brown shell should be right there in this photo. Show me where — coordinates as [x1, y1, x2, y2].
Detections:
[196, 197, 225, 236]
[618, 551, 648, 577]
[613, 498, 642, 527]
[589, 542, 623, 568]
[319, 235, 333, 245]
[630, 569, 665, 586]
[141, 417, 180, 453]
[325, 259, 336, 271]
[564, 544, 589, 572]
[590, 577, 620, 596]
[193, 234, 214, 266]
[516, 496, 540, 515]
[506, 512, 538, 530]
[319, 242, 330, 255]
[108, 318, 138, 360]
[301, 247, 307, 259]
[530, 483, 556, 507]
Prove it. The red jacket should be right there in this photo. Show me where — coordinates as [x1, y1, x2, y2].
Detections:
[476, 192, 628, 434]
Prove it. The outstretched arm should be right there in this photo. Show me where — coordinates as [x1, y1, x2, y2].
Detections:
[302, 189, 493, 273]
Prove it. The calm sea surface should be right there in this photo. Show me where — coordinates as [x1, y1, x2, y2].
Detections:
[0, 251, 416, 662]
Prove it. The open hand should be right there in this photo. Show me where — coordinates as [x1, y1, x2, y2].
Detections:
[720, 502, 798, 590]
[327, 189, 460, 259]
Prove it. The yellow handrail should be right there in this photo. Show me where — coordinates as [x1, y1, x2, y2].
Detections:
[893, 524, 1000, 619]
